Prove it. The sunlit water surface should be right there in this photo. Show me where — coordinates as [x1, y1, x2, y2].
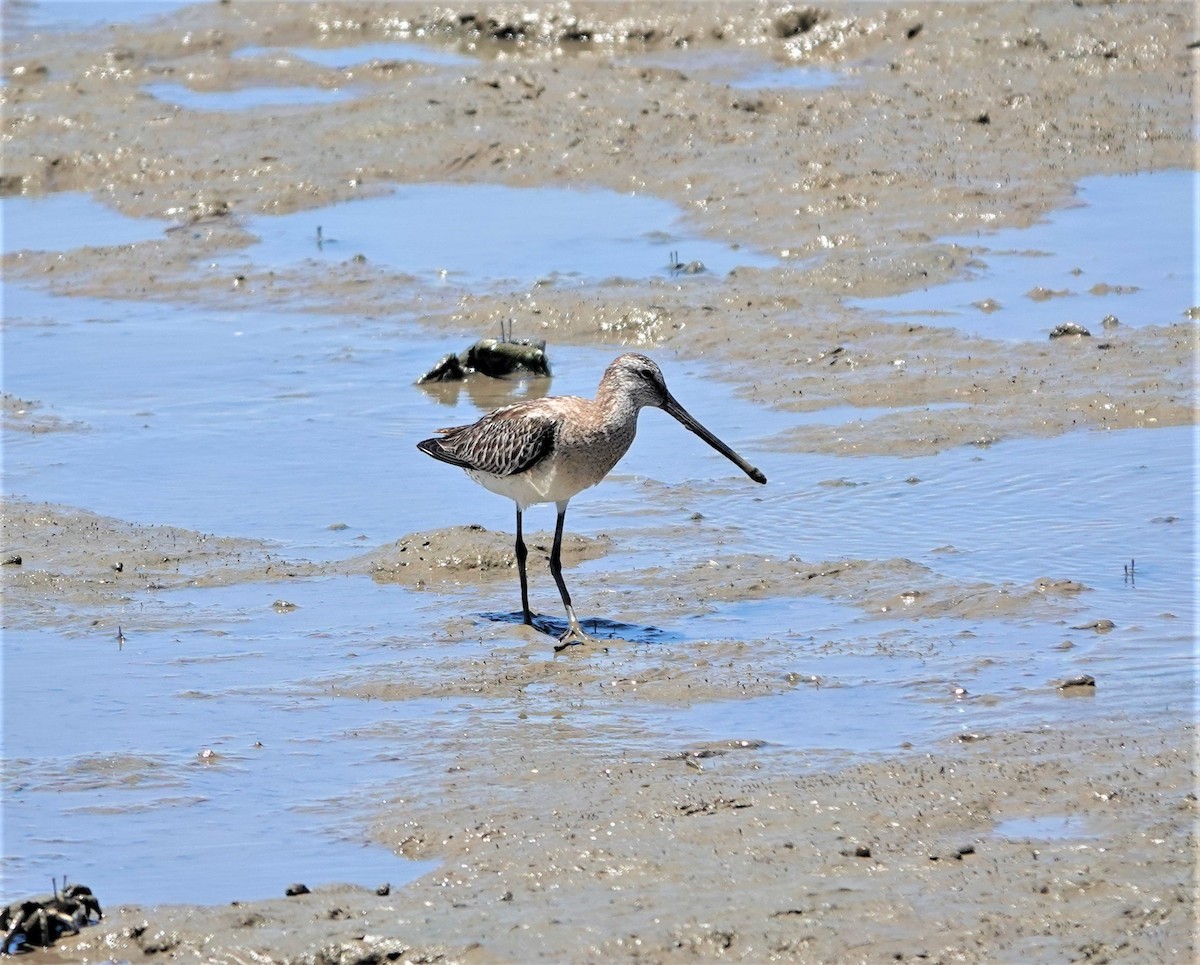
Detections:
[0, 0, 191, 38]
[1, 167, 1195, 906]
[235, 42, 475, 70]
[142, 81, 362, 111]
[856, 169, 1197, 338]
[217, 182, 778, 285]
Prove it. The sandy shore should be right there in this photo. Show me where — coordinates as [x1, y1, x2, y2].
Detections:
[2, 1, 1196, 961]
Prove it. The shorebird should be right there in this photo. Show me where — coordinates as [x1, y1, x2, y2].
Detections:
[417, 353, 766, 650]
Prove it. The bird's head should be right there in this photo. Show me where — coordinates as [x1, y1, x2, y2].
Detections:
[600, 353, 767, 485]
[603, 353, 669, 410]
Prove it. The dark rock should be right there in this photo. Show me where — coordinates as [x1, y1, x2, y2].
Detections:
[1049, 322, 1091, 339]
[774, 8, 821, 38]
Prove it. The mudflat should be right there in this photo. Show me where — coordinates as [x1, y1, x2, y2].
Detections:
[2, 2, 1195, 962]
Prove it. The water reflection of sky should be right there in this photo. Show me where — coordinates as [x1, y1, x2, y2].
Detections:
[143, 81, 362, 112]
[235, 42, 475, 70]
[0, 192, 172, 251]
[616, 48, 844, 90]
[220, 182, 778, 285]
[1, 0, 192, 38]
[2, 122, 1194, 912]
[855, 169, 1198, 338]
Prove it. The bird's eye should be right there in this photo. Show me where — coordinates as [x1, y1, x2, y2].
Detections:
[638, 367, 655, 380]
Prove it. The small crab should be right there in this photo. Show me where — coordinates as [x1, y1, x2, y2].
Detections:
[1, 878, 102, 954]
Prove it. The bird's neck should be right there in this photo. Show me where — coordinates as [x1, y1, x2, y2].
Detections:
[593, 379, 641, 424]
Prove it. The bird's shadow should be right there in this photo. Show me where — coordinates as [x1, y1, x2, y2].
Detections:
[479, 611, 682, 646]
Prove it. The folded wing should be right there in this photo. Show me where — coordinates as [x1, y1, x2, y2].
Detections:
[417, 405, 560, 477]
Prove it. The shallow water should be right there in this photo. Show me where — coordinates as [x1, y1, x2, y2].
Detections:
[0, 0, 191, 38]
[3, 165, 1196, 905]
[728, 64, 843, 90]
[143, 81, 362, 112]
[235, 41, 475, 70]
[856, 170, 1198, 338]
[220, 182, 778, 286]
[568, 424, 1195, 754]
[0, 193, 173, 252]
[617, 48, 843, 91]
[3, 578, 445, 904]
[992, 814, 1095, 841]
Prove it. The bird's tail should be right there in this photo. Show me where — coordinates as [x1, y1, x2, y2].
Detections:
[416, 435, 472, 469]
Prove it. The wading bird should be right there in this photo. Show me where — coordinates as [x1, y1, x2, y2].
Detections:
[417, 353, 766, 649]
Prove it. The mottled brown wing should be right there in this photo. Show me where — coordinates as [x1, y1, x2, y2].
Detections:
[417, 406, 559, 477]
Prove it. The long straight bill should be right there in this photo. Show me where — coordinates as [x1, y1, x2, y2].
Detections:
[663, 395, 767, 484]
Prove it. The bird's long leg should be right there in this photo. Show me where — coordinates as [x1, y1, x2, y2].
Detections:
[549, 501, 596, 651]
[515, 507, 533, 626]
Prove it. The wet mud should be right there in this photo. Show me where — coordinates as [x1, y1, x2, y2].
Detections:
[2, 1, 1196, 961]
[24, 719, 1197, 964]
[0, 501, 317, 632]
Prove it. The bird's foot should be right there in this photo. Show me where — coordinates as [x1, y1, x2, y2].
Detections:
[553, 622, 597, 652]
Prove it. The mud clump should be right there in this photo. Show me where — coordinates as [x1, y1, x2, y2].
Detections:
[345, 524, 611, 589]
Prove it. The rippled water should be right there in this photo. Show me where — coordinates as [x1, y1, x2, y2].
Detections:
[2, 167, 1195, 904]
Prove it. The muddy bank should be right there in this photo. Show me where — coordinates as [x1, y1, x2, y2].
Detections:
[2, 1, 1190, 239]
[47, 722, 1195, 963]
[1, 487, 1099, 665]
[444, 290, 1198, 457]
[345, 523, 612, 590]
[2, 393, 88, 434]
[0, 500, 318, 633]
[0, 499, 611, 634]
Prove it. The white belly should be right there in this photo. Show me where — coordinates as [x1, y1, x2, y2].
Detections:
[466, 423, 634, 510]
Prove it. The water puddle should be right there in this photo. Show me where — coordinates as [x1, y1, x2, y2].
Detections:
[855, 170, 1198, 338]
[0, 192, 172, 252]
[729, 64, 843, 90]
[219, 183, 777, 287]
[617, 49, 843, 90]
[235, 42, 475, 70]
[1, 0, 191, 38]
[662, 685, 931, 758]
[993, 814, 1094, 841]
[143, 81, 362, 112]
